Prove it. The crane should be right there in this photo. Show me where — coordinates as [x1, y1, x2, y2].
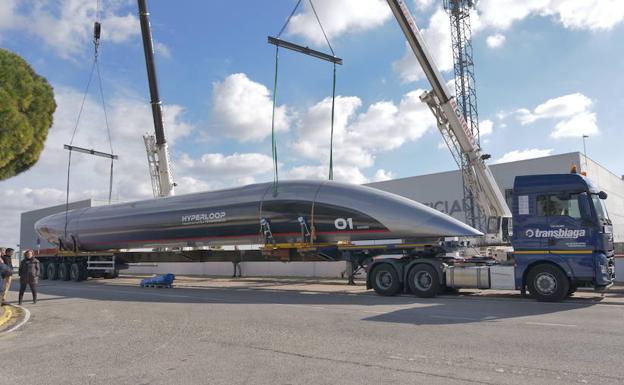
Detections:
[386, 0, 511, 243]
[138, 0, 175, 198]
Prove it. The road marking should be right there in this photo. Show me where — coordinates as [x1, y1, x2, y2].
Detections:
[525, 321, 577, 327]
[1, 305, 30, 335]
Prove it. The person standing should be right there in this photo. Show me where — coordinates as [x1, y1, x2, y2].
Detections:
[18, 249, 39, 305]
[1, 248, 14, 305]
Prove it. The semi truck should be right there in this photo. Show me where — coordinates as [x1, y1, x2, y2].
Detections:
[366, 171, 616, 301]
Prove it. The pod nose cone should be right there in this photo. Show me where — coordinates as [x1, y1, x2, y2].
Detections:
[414, 209, 483, 237]
[359, 186, 483, 238]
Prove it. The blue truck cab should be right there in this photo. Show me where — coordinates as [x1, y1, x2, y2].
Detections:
[511, 172, 616, 301]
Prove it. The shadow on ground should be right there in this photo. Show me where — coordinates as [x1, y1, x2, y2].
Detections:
[13, 278, 606, 326]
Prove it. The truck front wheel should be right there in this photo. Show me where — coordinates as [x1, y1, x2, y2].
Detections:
[370, 264, 401, 296]
[408, 264, 440, 298]
[527, 264, 569, 302]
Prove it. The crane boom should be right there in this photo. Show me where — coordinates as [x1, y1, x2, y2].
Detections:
[386, 0, 511, 241]
[138, 0, 175, 197]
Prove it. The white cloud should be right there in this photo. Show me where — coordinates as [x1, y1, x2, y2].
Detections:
[178, 152, 274, 179]
[517, 93, 592, 125]
[286, 0, 391, 46]
[284, 165, 369, 185]
[373, 169, 394, 182]
[477, 0, 624, 32]
[551, 112, 598, 139]
[0, 0, 139, 59]
[480, 119, 494, 136]
[486, 33, 506, 48]
[154, 41, 171, 59]
[211, 73, 290, 142]
[390, 0, 624, 83]
[495, 148, 554, 163]
[514, 93, 599, 139]
[393, 9, 453, 83]
[291, 90, 436, 183]
[414, 0, 435, 11]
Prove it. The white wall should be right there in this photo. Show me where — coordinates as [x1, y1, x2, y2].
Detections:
[126, 261, 348, 278]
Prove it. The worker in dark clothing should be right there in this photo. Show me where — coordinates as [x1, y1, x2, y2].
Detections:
[18, 249, 39, 305]
[1, 248, 14, 305]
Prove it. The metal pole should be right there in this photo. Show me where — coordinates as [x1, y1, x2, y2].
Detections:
[138, 0, 165, 146]
[137, 0, 175, 197]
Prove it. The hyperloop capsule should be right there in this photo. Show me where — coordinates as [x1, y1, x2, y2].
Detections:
[34, 180, 482, 251]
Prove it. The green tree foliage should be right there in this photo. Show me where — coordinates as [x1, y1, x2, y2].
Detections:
[0, 48, 56, 180]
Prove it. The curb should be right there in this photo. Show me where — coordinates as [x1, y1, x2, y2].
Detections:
[0, 305, 14, 328]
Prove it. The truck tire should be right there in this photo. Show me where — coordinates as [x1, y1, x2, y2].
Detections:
[527, 264, 569, 302]
[40, 263, 48, 280]
[70, 263, 82, 282]
[407, 264, 440, 298]
[47, 263, 58, 280]
[370, 264, 401, 296]
[79, 264, 89, 281]
[58, 263, 70, 281]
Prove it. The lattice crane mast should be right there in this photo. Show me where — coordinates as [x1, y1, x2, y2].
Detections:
[386, 0, 511, 243]
[444, 0, 482, 230]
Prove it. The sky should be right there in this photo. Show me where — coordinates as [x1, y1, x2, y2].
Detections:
[1, 0, 624, 249]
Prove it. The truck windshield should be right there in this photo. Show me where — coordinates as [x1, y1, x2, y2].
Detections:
[591, 194, 611, 224]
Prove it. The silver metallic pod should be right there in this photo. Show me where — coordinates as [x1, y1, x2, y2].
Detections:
[35, 180, 482, 251]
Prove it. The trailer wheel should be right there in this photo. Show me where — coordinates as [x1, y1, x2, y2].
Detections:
[527, 264, 569, 302]
[79, 264, 89, 281]
[370, 264, 401, 296]
[70, 263, 82, 282]
[407, 264, 440, 298]
[58, 263, 70, 281]
[47, 263, 58, 280]
[40, 263, 48, 280]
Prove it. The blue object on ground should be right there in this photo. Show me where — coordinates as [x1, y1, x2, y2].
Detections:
[140, 273, 175, 288]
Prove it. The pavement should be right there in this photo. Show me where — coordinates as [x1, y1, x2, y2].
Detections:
[1, 276, 624, 385]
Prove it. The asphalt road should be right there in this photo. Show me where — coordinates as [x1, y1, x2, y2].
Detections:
[2, 278, 624, 385]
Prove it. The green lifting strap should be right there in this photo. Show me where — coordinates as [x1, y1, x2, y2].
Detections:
[329, 62, 336, 180]
[271, 45, 280, 197]
[269, 0, 339, 188]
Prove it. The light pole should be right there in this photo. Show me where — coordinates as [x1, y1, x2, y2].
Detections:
[582, 134, 589, 171]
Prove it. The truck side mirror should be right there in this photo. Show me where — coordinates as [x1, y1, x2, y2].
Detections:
[598, 191, 608, 200]
[502, 217, 512, 240]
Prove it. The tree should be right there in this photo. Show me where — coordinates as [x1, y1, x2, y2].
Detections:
[0, 48, 56, 180]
